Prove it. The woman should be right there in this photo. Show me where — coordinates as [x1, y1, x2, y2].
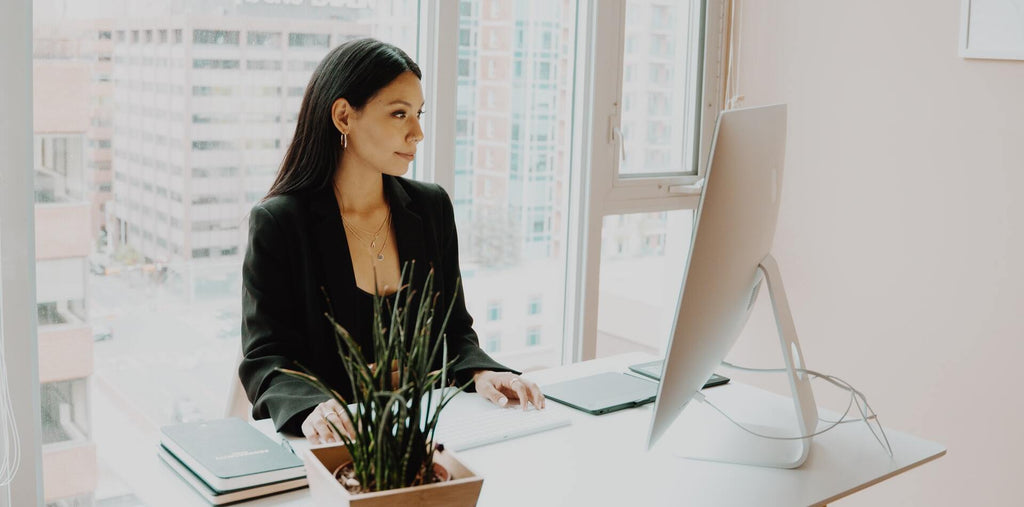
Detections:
[240, 38, 545, 445]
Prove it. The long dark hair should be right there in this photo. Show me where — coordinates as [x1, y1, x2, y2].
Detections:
[264, 38, 421, 199]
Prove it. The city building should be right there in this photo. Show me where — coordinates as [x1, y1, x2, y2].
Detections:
[35, 20, 116, 248]
[33, 57, 99, 506]
[107, 16, 375, 300]
[452, 0, 576, 370]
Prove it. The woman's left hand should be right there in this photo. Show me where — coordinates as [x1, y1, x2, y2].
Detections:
[473, 370, 546, 410]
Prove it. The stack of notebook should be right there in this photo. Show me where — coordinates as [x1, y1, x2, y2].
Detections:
[158, 418, 307, 505]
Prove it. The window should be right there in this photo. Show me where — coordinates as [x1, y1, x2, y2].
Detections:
[26, 4, 422, 502]
[20, 1, 722, 502]
[192, 85, 234, 96]
[248, 31, 282, 48]
[192, 140, 236, 151]
[286, 59, 319, 72]
[192, 166, 239, 177]
[192, 113, 239, 124]
[574, 0, 723, 362]
[191, 194, 240, 205]
[528, 296, 542, 315]
[247, 59, 282, 71]
[617, 0, 704, 177]
[526, 327, 541, 347]
[288, 32, 330, 49]
[537, 61, 551, 80]
[596, 210, 693, 357]
[487, 302, 502, 322]
[452, 0, 583, 370]
[486, 334, 501, 354]
[41, 379, 90, 445]
[193, 59, 240, 70]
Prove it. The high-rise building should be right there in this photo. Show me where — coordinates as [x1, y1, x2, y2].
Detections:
[455, 0, 572, 266]
[107, 16, 373, 300]
[452, 0, 576, 369]
[620, 0, 693, 175]
[33, 57, 99, 506]
[35, 20, 116, 247]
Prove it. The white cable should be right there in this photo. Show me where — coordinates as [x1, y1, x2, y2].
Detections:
[724, 362, 893, 456]
[694, 361, 893, 457]
[720, 361, 893, 456]
[693, 375, 858, 440]
[0, 323, 22, 486]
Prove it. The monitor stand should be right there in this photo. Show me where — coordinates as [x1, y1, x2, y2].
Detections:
[679, 254, 819, 469]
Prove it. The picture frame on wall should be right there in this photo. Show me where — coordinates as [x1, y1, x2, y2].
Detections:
[959, 0, 1024, 60]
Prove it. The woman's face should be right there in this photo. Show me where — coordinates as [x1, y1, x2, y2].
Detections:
[339, 71, 425, 177]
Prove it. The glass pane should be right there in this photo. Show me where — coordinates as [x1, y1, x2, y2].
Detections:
[33, 1, 420, 504]
[596, 210, 694, 357]
[618, 0, 703, 177]
[40, 379, 90, 445]
[454, 0, 578, 371]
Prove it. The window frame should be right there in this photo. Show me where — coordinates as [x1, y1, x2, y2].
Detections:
[1, 1, 43, 504]
[563, 0, 726, 361]
[3, 1, 728, 499]
[425, 0, 725, 363]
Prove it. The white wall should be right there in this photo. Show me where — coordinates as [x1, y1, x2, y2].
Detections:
[723, 1, 1024, 505]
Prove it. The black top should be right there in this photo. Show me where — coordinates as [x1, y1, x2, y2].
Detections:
[240, 175, 517, 435]
[351, 288, 395, 354]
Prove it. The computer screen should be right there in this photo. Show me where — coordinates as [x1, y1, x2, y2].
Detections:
[646, 104, 817, 467]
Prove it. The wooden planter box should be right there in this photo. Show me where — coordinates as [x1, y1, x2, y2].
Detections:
[302, 444, 483, 507]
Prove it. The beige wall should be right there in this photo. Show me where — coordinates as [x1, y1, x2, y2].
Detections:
[38, 324, 93, 383]
[42, 442, 97, 501]
[33, 61, 90, 134]
[35, 202, 92, 260]
[724, 1, 1024, 505]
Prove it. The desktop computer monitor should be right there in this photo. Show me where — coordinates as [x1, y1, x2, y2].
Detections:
[646, 104, 818, 468]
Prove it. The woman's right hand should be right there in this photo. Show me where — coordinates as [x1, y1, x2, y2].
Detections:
[301, 399, 356, 445]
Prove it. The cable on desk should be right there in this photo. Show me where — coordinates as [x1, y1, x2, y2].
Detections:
[692, 361, 893, 457]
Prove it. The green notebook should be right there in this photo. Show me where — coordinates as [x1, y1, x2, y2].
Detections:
[160, 417, 305, 492]
[158, 445, 307, 504]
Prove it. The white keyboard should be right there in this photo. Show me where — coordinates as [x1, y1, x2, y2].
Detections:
[431, 395, 572, 451]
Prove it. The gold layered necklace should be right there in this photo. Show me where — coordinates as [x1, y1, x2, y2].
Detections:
[341, 207, 392, 262]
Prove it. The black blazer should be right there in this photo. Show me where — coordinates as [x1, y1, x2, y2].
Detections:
[240, 175, 516, 434]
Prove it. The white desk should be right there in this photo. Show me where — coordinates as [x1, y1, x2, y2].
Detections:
[155, 352, 945, 506]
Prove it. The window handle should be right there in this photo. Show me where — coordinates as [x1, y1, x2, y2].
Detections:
[612, 126, 626, 162]
[667, 179, 705, 195]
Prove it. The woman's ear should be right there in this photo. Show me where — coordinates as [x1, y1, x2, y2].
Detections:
[331, 98, 354, 134]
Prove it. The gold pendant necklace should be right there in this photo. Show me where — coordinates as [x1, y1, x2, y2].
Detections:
[343, 210, 389, 247]
[335, 183, 391, 262]
[342, 212, 391, 262]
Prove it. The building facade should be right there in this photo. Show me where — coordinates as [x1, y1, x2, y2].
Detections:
[34, 58, 99, 506]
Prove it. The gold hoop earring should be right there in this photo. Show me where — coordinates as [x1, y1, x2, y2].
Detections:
[340, 132, 348, 149]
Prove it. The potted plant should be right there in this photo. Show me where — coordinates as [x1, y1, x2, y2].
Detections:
[276, 263, 483, 506]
